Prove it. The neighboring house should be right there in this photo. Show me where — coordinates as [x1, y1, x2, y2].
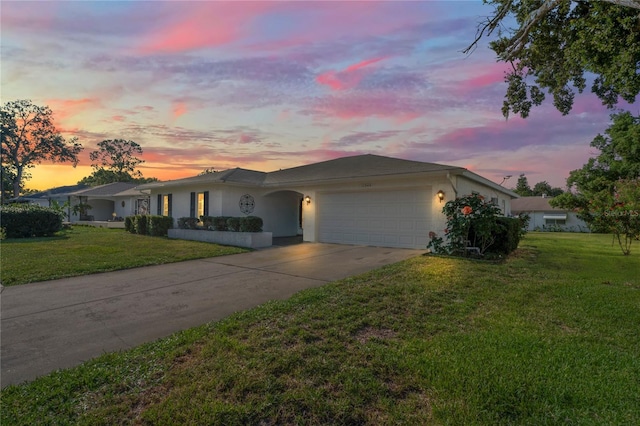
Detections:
[13, 182, 150, 223]
[139, 154, 518, 249]
[511, 196, 589, 232]
[70, 182, 151, 222]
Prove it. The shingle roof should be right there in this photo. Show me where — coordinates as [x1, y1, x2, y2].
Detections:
[137, 154, 517, 198]
[72, 182, 140, 197]
[511, 196, 565, 212]
[264, 154, 463, 185]
[20, 184, 89, 199]
[139, 168, 266, 189]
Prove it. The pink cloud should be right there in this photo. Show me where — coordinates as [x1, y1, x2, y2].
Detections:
[45, 98, 102, 122]
[172, 101, 188, 119]
[316, 57, 386, 91]
[135, 2, 278, 54]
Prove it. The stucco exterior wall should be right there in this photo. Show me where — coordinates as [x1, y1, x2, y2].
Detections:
[523, 211, 590, 232]
[149, 184, 302, 237]
[456, 176, 512, 216]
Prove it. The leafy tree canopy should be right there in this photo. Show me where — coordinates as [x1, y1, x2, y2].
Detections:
[79, 139, 157, 186]
[466, 0, 640, 118]
[551, 112, 640, 254]
[1, 99, 83, 200]
[512, 173, 563, 197]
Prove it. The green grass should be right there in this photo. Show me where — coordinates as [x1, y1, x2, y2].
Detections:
[0, 226, 247, 286]
[2, 233, 639, 424]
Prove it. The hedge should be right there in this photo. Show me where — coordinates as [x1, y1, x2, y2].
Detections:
[125, 215, 173, 237]
[0, 204, 64, 238]
[177, 216, 263, 233]
[240, 216, 263, 232]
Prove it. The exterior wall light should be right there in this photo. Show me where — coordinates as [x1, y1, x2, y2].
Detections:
[305, 195, 311, 205]
[437, 190, 445, 203]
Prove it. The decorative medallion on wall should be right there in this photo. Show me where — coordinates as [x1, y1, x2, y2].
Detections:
[239, 194, 255, 214]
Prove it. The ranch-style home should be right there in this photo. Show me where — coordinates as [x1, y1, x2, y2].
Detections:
[511, 195, 590, 232]
[139, 154, 518, 249]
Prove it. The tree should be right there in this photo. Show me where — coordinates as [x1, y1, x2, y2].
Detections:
[1, 99, 83, 198]
[531, 181, 563, 197]
[551, 112, 640, 254]
[514, 173, 533, 196]
[80, 139, 157, 186]
[465, 1, 640, 118]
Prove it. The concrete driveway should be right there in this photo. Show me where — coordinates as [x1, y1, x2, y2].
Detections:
[1, 243, 421, 387]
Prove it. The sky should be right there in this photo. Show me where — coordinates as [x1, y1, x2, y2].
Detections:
[2, 0, 634, 191]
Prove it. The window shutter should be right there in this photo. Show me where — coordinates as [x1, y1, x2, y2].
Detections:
[190, 192, 196, 217]
[157, 194, 161, 215]
[168, 194, 173, 217]
[204, 191, 209, 216]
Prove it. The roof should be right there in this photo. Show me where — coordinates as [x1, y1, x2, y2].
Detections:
[139, 168, 266, 189]
[138, 154, 518, 198]
[511, 196, 565, 212]
[264, 154, 462, 185]
[71, 182, 141, 197]
[17, 184, 89, 200]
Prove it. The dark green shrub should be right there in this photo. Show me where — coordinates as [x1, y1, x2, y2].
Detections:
[212, 216, 231, 231]
[124, 216, 134, 233]
[149, 215, 174, 236]
[226, 217, 241, 232]
[474, 216, 522, 255]
[177, 217, 199, 230]
[134, 215, 149, 235]
[200, 216, 214, 229]
[240, 216, 263, 232]
[0, 204, 64, 238]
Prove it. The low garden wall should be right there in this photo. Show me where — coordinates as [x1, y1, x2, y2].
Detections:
[168, 229, 272, 249]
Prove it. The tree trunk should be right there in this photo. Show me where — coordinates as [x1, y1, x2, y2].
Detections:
[12, 166, 23, 198]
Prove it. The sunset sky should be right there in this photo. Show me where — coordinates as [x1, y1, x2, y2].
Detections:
[2, 1, 633, 191]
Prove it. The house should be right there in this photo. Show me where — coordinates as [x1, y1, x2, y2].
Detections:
[14, 182, 150, 223]
[71, 182, 150, 222]
[139, 154, 518, 249]
[511, 196, 589, 232]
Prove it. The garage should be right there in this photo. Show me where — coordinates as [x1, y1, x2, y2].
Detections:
[317, 188, 431, 249]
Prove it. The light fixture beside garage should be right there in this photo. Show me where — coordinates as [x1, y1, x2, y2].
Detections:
[305, 195, 311, 205]
[437, 190, 445, 203]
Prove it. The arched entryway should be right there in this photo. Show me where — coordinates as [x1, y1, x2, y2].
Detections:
[262, 190, 304, 239]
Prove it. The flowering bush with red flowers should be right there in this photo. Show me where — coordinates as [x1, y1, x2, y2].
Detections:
[428, 193, 525, 256]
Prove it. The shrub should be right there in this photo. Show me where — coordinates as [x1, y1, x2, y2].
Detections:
[0, 227, 6, 241]
[240, 216, 263, 232]
[200, 216, 214, 230]
[124, 216, 134, 233]
[482, 217, 522, 255]
[149, 215, 174, 236]
[226, 217, 241, 232]
[212, 216, 230, 231]
[134, 215, 148, 235]
[0, 204, 64, 238]
[177, 217, 199, 230]
[428, 194, 525, 257]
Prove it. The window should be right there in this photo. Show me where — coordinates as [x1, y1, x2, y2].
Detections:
[163, 195, 170, 216]
[190, 191, 209, 218]
[544, 214, 567, 226]
[157, 194, 172, 216]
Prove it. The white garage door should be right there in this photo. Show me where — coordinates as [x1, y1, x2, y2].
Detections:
[317, 188, 431, 249]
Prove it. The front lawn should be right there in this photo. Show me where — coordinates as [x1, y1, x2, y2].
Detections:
[2, 233, 639, 424]
[0, 226, 247, 286]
